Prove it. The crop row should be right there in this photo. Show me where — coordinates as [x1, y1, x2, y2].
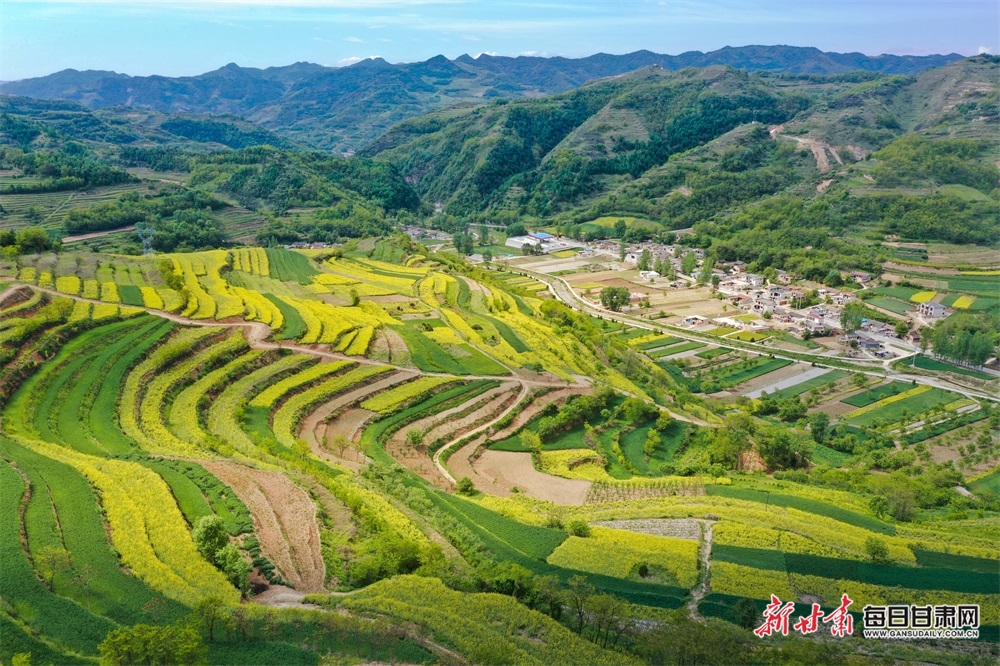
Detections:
[271, 364, 392, 451]
[341, 576, 627, 666]
[231, 247, 270, 276]
[713, 544, 996, 594]
[129, 333, 248, 455]
[0, 452, 117, 656]
[843, 384, 930, 418]
[706, 485, 894, 535]
[360, 376, 456, 413]
[168, 349, 265, 450]
[207, 354, 312, 461]
[250, 359, 351, 408]
[117, 327, 224, 454]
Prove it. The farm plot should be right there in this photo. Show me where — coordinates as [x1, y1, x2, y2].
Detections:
[699, 357, 793, 393]
[842, 386, 957, 427]
[547, 526, 699, 587]
[842, 381, 914, 407]
[650, 341, 706, 358]
[865, 296, 911, 315]
[755, 369, 848, 400]
[199, 461, 325, 593]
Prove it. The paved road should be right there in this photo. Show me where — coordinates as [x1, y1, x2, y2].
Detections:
[518, 268, 1000, 405]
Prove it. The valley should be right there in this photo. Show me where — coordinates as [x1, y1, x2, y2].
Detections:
[0, 46, 998, 666]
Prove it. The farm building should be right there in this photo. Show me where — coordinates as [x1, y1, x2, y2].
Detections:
[918, 302, 948, 319]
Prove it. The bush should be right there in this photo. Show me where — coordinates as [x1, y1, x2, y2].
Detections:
[567, 520, 592, 538]
[457, 477, 476, 495]
[865, 537, 890, 564]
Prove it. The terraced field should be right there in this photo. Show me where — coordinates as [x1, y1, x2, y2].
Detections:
[1, 240, 997, 664]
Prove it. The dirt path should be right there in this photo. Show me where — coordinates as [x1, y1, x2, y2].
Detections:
[253, 585, 322, 609]
[62, 225, 136, 244]
[383, 383, 519, 486]
[27, 284, 587, 390]
[687, 519, 715, 620]
[770, 126, 842, 174]
[199, 461, 325, 593]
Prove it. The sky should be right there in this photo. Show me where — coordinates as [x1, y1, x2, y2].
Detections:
[2, 0, 998, 81]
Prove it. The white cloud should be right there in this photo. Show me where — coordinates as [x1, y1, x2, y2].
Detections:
[977, 45, 992, 54]
[336, 55, 381, 66]
[346, 36, 364, 42]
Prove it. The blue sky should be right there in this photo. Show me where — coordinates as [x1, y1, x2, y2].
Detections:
[3, 0, 997, 80]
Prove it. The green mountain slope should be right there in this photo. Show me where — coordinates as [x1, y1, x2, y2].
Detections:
[2, 46, 963, 152]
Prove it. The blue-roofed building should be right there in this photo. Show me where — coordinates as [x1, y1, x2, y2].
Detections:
[529, 232, 555, 241]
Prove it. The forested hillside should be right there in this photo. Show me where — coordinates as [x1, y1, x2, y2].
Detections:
[367, 56, 1000, 256]
[2, 46, 962, 152]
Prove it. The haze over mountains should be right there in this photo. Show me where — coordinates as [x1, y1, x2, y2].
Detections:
[1, 46, 963, 153]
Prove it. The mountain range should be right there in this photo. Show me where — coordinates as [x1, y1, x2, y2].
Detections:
[1, 46, 963, 153]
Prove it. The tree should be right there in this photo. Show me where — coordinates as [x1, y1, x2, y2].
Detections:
[457, 476, 476, 495]
[520, 430, 542, 452]
[599, 287, 630, 312]
[193, 515, 229, 568]
[216, 544, 251, 594]
[567, 520, 591, 537]
[868, 494, 889, 519]
[99, 623, 207, 665]
[680, 251, 697, 276]
[758, 430, 809, 470]
[482, 249, 493, 265]
[613, 219, 627, 238]
[697, 258, 715, 285]
[894, 320, 910, 338]
[865, 537, 890, 564]
[618, 242, 626, 262]
[15, 226, 51, 253]
[567, 575, 595, 634]
[736, 598, 759, 631]
[637, 248, 652, 271]
[777, 397, 807, 422]
[405, 429, 423, 447]
[34, 545, 71, 590]
[840, 301, 866, 333]
[194, 597, 226, 642]
[807, 411, 829, 444]
[331, 434, 349, 458]
[887, 487, 917, 522]
[639, 613, 754, 665]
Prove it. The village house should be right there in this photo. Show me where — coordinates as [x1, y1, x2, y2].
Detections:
[851, 271, 872, 284]
[918, 302, 948, 319]
[639, 270, 660, 280]
[752, 298, 776, 315]
[832, 292, 856, 306]
[857, 335, 881, 350]
[744, 274, 765, 288]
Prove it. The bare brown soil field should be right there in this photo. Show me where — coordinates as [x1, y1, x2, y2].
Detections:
[472, 450, 591, 505]
[418, 386, 519, 446]
[386, 383, 520, 486]
[200, 461, 325, 593]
